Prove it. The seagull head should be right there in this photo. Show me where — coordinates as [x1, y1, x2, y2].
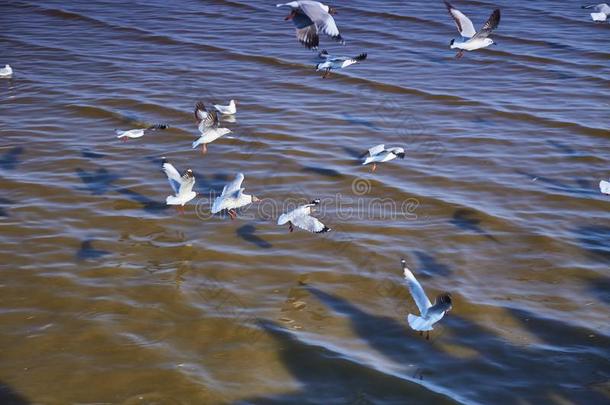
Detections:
[435, 293, 453, 311]
[252, 195, 260, 203]
[310, 199, 321, 205]
[185, 169, 194, 178]
[449, 39, 455, 48]
[328, 6, 338, 15]
[396, 151, 406, 159]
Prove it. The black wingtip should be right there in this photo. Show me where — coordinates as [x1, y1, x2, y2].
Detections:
[355, 53, 367, 61]
[317, 226, 331, 234]
[161, 156, 168, 165]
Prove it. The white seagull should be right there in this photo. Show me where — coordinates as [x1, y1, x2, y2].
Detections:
[444, 1, 501, 59]
[402, 259, 452, 340]
[582, 4, 610, 21]
[115, 124, 168, 142]
[361, 144, 405, 172]
[0, 64, 13, 78]
[277, 199, 331, 233]
[192, 101, 232, 154]
[213, 100, 237, 115]
[600, 179, 610, 195]
[316, 51, 367, 78]
[211, 173, 259, 220]
[162, 157, 197, 214]
[277, 1, 344, 49]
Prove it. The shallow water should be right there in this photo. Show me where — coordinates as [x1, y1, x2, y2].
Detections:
[1, 0, 609, 403]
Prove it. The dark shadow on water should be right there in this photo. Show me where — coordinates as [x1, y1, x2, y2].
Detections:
[76, 240, 111, 260]
[81, 148, 106, 159]
[234, 319, 455, 404]
[586, 277, 610, 306]
[342, 147, 365, 166]
[115, 188, 168, 213]
[0, 382, 29, 405]
[546, 140, 577, 156]
[236, 224, 272, 249]
[301, 166, 342, 178]
[574, 225, 610, 264]
[75, 167, 120, 195]
[0, 147, 24, 170]
[450, 209, 498, 242]
[414, 251, 452, 277]
[0, 197, 14, 217]
[341, 113, 380, 131]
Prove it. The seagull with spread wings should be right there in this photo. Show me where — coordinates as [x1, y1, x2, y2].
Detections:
[162, 157, 197, 214]
[277, 1, 344, 49]
[192, 101, 232, 154]
[316, 51, 367, 78]
[402, 259, 453, 340]
[277, 199, 330, 233]
[115, 124, 168, 142]
[582, 4, 610, 21]
[211, 173, 259, 220]
[361, 144, 405, 172]
[444, 1, 501, 59]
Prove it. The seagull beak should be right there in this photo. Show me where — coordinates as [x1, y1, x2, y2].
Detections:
[284, 10, 296, 21]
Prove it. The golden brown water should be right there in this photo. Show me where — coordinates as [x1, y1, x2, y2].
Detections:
[1, 0, 609, 403]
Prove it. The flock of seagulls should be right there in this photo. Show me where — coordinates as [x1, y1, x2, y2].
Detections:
[1, 1, 608, 337]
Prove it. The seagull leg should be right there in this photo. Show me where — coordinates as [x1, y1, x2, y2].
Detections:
[322, 69, 331, 79]
[228, 209, 237, 220]
[371, 163, 377, 173]
[201, 144, 207, 154]
[121, 137, 128, 143]
[455, 50, 464, 60]
[426, 331, 430, 340]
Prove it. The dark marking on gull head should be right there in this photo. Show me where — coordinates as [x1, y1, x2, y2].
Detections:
[328, 6, 338, 15]
[186, 169, 194, 177]
[450, 39, 455, 47]
[310, 199, 321, 205]
[397, 152, 406, 159]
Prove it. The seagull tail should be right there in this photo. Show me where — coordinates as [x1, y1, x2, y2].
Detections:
[407, 314, 433, 332]
[166, 196, 181, 206]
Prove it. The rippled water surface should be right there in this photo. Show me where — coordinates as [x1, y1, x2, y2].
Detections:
[1, 0, 610, 403]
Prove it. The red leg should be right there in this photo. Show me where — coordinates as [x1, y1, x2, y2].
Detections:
[371, 163, 377, 173]
[201, 144, 207, 154]
[455, 50, 464, 59]
[228, 209, 236, 220]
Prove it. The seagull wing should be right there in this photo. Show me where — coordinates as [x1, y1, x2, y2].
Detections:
[403, 263, 432, 316]
[299, 1, 343, 43]
[444, 1, 476, 38]
[195, 102, 219, 130]
[367, 144, 386, 157]
[222, 173, 245, 197]
[291, 214, 329, 233]
[292, 12, 319, 49]
[177, 172, 195, 197]
[583, 4, 610, 13]
[162, 161, 182, 194]
[472, 9, 501, 40]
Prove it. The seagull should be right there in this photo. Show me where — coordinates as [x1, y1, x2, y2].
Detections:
[0, 64, 13, 78]
[361, 144, 405, 172]
[211, 173, 259, 220]
[162, 157, 197, 214]
[582, 4, 610, 21]
[277, 199, 331, 233]
[402, 259, 452, 340]
[192, 101, 232, 154]
[115, 124, 168, 142]
[213, 100, 237, 115]
[316, 51, 367, 78]
[277, 1, 344, 49]
[444, 1, 501, 59]
[600, 179, 610, 195]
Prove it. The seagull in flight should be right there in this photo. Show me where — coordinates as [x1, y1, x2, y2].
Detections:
[162, 157, 197, 214]
[582, 4, 610, 21]
[277, 199, 330, 233]
[316, 51, 367, 78]
[211, 173, 259, 220]
[444, 1, 500, 59]
[361, 144, 405, 172]
[277, 1, 344, 49]
[402, 259, 452, 340]
[192, 101, 232, 154]
[115, 124, 168, 142]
